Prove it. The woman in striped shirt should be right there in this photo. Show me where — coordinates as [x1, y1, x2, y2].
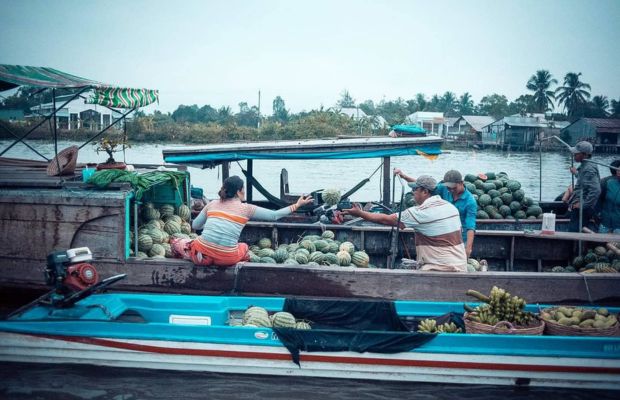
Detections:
[190, 176, 313, 266]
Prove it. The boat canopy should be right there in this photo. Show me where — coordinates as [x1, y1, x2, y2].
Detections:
[0, 64, 158, 108]
[163, 136, 443, 167]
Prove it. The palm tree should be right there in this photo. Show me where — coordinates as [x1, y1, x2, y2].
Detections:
[611, 98, 620, 118]
[440, 91, 457, 116]
[588, 95, 609, 118]
[415, 93, 427, 111]
[526, 69, 557, 113]
[456, 92, 475, 115]
[555, 72, 591, 118]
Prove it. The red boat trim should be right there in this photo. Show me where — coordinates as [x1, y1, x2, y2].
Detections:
[36, 334, 620, 375]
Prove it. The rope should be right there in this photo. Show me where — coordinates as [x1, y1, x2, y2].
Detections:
[580, 273, 593, 304]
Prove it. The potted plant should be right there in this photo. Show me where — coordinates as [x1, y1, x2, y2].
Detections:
[93, 136, 131, 170]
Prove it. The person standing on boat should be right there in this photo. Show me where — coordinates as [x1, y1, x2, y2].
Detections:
[597, 159, 620, 234]
[562, 141, 601, 232]
[190, 176, 313, 266]
[394, 168, 477, 257]
[343, 175, 467, 272]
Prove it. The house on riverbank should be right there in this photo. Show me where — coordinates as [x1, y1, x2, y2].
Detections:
[560, 118, 620, 154]
[28, 94, 129, 130]
[480, 115, 569, 151]
[405, 111, 444, 135]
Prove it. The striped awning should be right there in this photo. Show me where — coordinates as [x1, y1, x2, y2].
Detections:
[87, 87, 159, 108]
[0, 64, 158, 108]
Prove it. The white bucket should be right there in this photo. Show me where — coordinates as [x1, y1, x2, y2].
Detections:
[541, 213, 556, 234]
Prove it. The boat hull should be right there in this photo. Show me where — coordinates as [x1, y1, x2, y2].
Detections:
[1, 332, 619, 389]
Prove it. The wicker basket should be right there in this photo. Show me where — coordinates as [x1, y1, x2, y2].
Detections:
[463, 312, 545, 335]
[540, 307, 619, 337]
[46, 145, 78, 176]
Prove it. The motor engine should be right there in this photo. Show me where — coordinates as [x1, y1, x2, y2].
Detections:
[45, 247, 99, 293]
[312, 198, 352, 224]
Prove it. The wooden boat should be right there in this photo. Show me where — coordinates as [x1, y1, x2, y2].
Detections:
[0, 158, 618, 304]
[1, 291, 619, 389]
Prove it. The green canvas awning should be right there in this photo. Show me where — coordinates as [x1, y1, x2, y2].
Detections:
[0, 64, 158, 108]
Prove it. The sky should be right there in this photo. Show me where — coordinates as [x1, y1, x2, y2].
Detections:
[1, 0, 619, 115]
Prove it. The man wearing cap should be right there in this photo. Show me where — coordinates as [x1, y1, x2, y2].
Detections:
[343, 175, 467, 272]
[394, 169, 477, 257]
[563, 141, 601, 232]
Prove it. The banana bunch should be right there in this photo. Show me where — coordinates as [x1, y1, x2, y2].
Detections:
[417, 318, 437, 333]
[465, 286, 535, 326]
[436, 322, 463, 333]
[417, 319, 463, 334]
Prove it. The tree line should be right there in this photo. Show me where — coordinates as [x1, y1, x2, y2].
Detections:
[1, 70, 619, 144]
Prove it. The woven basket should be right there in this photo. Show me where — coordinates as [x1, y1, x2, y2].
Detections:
[46, 145, 78, 176]
[463, 312, 545, 335]
[540, 307, 619, 337]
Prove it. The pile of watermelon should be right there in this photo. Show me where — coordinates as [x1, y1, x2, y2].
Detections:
[130, 202, 195, 258]
[248, 231, 372, 268]
[463, 172, 542, 220]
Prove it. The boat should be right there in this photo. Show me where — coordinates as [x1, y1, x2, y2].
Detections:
[1, 289, 619, 389]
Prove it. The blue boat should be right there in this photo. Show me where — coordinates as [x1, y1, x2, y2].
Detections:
[1, 287, 619, 389]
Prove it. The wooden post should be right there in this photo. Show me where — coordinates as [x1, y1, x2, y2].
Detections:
[382, 157, 391, 206]
[246, 159, 253, 202]
[222, 161, 230, 181]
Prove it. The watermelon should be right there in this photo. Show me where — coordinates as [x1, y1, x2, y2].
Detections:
[512, 189, 525, 201]
[499, 205, 512, 217]
[526, 205, 543, 217]
[309, 251, 324, 264]
[164, 220, 182, 235]
[142, 206, 160, 221]
[321, 189, 341, 206]
[506, 180, 521, 191]
[464, 174, 478, 183]
[149, 243, 166, 257]
[521, 197, 534, 207]
[177, 204, 191, 221]
[295, 248, 310, 257]
[339, 241, 355, 255]
[258, 238, 272, 249]
[477, 173, 488, 182]
[159, 204, 175, 218]
[138, 233, 153, 252]
[295, 321, 312, 330]
[500, 192, 513, 205]
[295, 252, 309, 264]
[474, 179, 484, 189]
[336, 251, 352, 266]
[256, 248, 275, 258]
[509, 201, 522, 214]
[476, 210, 490, 219]
[313, 239, 329, 252]
[491, 197, 504, 209]
[514, 210, 526, 219]
[149, 229, 165, 244]
[322, 253, 338, 265]
[475, 189, 485, 197]
[249, 252, 261, 263]
[271, 312, 297, 328]
[272, 248, 288, 263]
[180, 221, 191, 234]
[482, 182, 496, 193]
[327, 241, 340, 253]
[465, 182, 476, 193]
[259, 256, 277, 264]
[300, 240, 316, 253]
[485, 172, 496, 180]
[484, 205, 498, 216]
[283, 258, 299, 265]
[321, 230, 335, 240]
[351, 251, 370, 268]
[478, 194, 492, 207]
[487, 189, 500, 198]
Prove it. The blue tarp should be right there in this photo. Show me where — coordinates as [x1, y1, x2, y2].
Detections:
[164, 145, 442, 164]
[392, 125, 427, 135]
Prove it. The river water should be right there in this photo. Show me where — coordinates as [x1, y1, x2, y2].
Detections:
[2, 139, 619, 202]
[2, 140, 619, 399]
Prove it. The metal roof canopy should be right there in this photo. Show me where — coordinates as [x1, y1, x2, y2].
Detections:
[0, 64, 158, 164]
[162, 135, 444, 207]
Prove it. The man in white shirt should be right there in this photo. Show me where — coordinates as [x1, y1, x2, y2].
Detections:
[344, 175, 467, 272]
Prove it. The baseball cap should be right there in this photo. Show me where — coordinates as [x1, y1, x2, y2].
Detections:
[407, 175, 437, 191]
[442, 170, 463, 188]
[570, 141, 593, 154]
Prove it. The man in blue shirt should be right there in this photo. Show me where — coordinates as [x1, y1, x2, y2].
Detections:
[394, 169, 477, 257]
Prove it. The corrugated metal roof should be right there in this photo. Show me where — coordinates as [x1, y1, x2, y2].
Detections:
[583, 118, 620, 130]
[458, 115, 495, 132]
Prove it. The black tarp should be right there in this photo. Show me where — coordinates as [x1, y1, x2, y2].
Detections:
[273, 298, 464, 365]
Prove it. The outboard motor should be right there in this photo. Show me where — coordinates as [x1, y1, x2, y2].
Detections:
[45, 247, 99, 293]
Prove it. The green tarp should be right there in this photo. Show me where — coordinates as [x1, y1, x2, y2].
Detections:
[0, 64, 158, 108]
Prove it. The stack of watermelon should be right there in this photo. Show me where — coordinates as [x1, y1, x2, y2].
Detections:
[130, 202, 195, 259]
[248, 231, 372, 268]
[462, 172, 542, 220]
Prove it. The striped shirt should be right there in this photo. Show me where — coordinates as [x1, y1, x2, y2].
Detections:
[192, 198, 298, 249]
[397, 195, 467, 272]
